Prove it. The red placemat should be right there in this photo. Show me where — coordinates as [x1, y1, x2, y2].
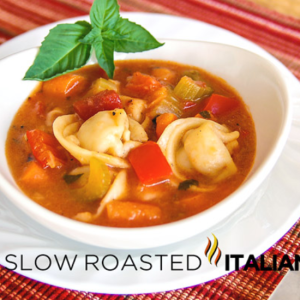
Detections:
[1, 0, 300, 299]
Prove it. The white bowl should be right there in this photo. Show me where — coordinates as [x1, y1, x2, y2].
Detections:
[0, 40, 292, 249]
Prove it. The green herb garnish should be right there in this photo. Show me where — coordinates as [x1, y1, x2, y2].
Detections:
[199, 111, 211, 119]
[63, 173, 83, 184]
[178, 179, 199, 190]
[24, 0, 164, 81]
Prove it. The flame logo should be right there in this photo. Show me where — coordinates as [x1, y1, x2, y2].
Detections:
[205, 234, 221, 266]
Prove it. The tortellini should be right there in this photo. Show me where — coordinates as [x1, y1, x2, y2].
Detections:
[120, 95, 147, 123]
[157, 118, 239, 182]
[53, 109, 147, 168]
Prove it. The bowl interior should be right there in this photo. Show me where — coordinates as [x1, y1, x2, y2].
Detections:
[0, 40, 291, 249]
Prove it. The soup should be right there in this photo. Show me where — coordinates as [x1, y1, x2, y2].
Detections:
[6, 60, 256, 227]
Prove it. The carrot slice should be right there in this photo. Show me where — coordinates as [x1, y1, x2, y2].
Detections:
[156, 113, 178, 138]
[42, 73, 90, 98]
[20, 161, 49, 183]
[106, 201, 161, 222]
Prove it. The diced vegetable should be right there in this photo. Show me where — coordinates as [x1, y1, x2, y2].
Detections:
[42, 73, 89, 98]
[106, 201, 161, 222]
[147, 87, 182, 118]
[182, 70, 201, 81]
[73, 90, 123, 120]
[156, 113, 178, 138]
[20, 161, 49, 182]
[199, 111, 211, 119]
[128, 141, 172, 185]
[76, 157, 111, 202]
[174, 76, 199, 100]
[151, 67, 176, 84]
[204, 94, 240, 116]
[125, 72, 162, 98]
[194, 81, 213, 99]
[89, 78, 120, 95]
[26, 129, 68, 169]
[174, 76, 212, 100]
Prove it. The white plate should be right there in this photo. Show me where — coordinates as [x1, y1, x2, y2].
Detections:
[0, 13, 300, 294]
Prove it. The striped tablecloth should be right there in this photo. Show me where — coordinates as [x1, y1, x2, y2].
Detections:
[1, 0, 300, 299]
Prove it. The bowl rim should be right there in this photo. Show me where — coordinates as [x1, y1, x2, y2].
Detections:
[0, 39, 293, 249]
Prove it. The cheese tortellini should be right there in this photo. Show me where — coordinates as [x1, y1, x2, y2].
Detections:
[53, 109, 147, 168]
[157, 118, 239, 182]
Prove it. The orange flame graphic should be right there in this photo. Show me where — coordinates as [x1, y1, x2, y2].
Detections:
[205, 234, 222, 266]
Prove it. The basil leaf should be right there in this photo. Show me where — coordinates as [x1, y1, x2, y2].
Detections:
[75, 20, 92, 29]
[23, 0, 165, 81]
[80, 27, 102, 45]
[199, 111, 211, 119]
[24, 22, 92, 81]
[114, 18, 164, 53]
[102, 29, 124, 41]
[90, 0, 120, 30]
[93, 37, 115, 79]
[178, 179, 199, 190]
[63, 173, 83, 184]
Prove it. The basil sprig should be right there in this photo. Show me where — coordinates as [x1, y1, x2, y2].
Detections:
[24, 0, 163, 80]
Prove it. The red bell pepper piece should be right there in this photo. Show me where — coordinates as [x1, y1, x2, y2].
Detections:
[128, 141, 172, 185]
[26, 129, 68, 169]
[204, 94, 240, 116]
[73, 90, 123, 121]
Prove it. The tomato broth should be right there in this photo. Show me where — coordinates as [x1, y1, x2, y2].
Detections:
[6, 60, 256, 227]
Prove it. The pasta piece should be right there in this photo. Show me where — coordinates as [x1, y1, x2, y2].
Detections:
[158, 118, 207, 180]
[77, 109, 141, 158]
[68, 165, 90, 187]
[95, 170, 127, 216]
[183, 122, 239, 181]
[226, 140, 239, 154]
[46, 107, 64, 127]
[53, 114, 130, 168]
[120, 95, 147, 123]
[141, 116, 153, 131]
[74, 212, 93, 222]
[128, 117, 148, 142]
[157, 118, 239, 182]
[53, 109, 144, 167]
